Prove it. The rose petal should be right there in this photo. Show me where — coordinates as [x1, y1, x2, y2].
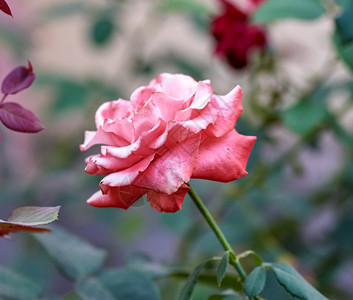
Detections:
[80, 127, 127, 151]
[130, 86, 156, 112]
[174, 81, 217, 133]
[100, 154, 155, 188]
[102, 118, 134, 144]
[188, 80, 213, 110]
[132, 98, 162, 137]
[134, 118, 168, 155]
[85, 155, 111, 175]
[176, 102, 218, 134]
[85, 153, 146, 175]
[192, 129, 256, 182]
[95, 99, 133, 128]
[206, 85, 243, 137]
[142, 118, 168, 150]
[134, 133, 200, 194]
[151, 92, 184, 121]
[147, 183, 189, 213]
[87, 186, 146, 209]
[150, 73, 198, 100]
[101, 138, 141, 159]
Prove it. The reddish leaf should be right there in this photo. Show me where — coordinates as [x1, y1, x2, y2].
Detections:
[1, 61, 35, 95]
[0, 224, 50, 239]
[0, 206, 61, 239]
[0, 102, 44, 133]
[0, 0, 12, 17]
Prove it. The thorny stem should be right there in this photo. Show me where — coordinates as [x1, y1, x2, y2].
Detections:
[187, 183, 263, 300]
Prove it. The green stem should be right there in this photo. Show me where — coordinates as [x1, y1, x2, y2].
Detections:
[187, 184, 246, 280]
[187, 184, 264, 300]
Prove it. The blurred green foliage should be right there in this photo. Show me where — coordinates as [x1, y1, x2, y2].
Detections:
[90, 15, 115, 46]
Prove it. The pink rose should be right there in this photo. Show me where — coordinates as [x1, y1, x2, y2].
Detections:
[80, 73, 256, 212]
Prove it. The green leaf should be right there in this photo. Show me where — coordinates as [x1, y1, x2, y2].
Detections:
[282, 99, 329, 136]
[0, 265, 42, 299]
[90, 16, 115, 46]
[336, 2, 353, 44]
[168, 54, 205, 81]
[158, 0, 210, 15]
[333, 31, 353, 72]
[209, 292, 242, 300]
[7, 206, 60, 225]
[336, 0, 353, 9]
[271, 263, 328, 300]
[75, 277, 116, 300]
[272, 267, 307, 299]
[35, 75, 121, 115]
[33, 225, 106, 281]
[244, 266, 266, 298]
[35, 75, 89, 114]
[157, 0, 211, 31]
[329, 116, 353, 147]
[217, 251, 229, 287]
[237, 250, 264, 266]
[334, 3, 353, 72]
[172, 270, 242, 292]
[253, 0, 326, 23]
[127, 255, 242, 291]
[0, 206, 60, 238]
[40, 3, 85, 22]
[178, 257, 220, 300]
[75, 269, 160, 300]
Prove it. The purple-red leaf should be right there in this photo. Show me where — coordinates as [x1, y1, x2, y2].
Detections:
[0, 102, 44, 133]
[0, 0, 12, 17]
[1, 61, 35, 95]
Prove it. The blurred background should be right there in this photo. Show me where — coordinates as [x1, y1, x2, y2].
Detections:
[0, 0, 353, 299]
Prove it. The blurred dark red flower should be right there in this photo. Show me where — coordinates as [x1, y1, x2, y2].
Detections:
[0, 0, 12, 17]
[210, 0, 267, 69]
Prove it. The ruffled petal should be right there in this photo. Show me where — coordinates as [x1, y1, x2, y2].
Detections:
[102, 118, 134, 144]
[133, 99, 162, 137]
[134, 133, 200, 194]
[151, 92, 184, 122]
[85, 155, 111, 175]
[206, 85, 243, 137]
[85, 153, 145, 175]
[130, 86, 156, 112]
[80, 127, 126, 151]
[135, 118, 168, 155]
[100, 154, 155, 188]
[176, 103, 218, 134]
[87, 186, 146, 209]
[150, 73, 198, 100]
[192, 129, 256, 182]
[147, 183, 189, 213]
[101, 138, 141, 159]
[174, 81, 217, 133]
[95, 99, 133, 128]
[188, 80, 213, 110]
